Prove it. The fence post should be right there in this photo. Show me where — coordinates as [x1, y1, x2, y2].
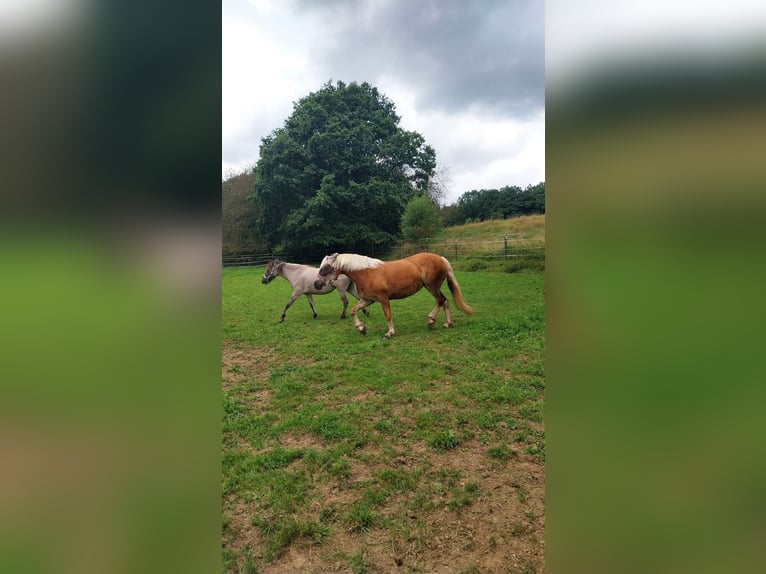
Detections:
[425, 238, 429, 253]
[504, 235, 508, 259]
[455, 240, 458, 260]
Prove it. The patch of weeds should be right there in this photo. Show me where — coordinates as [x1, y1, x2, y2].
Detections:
[511, 522, 527, 537]
[221, 450, 307, 499]
[462, 258, 490, 271]
[349, 550, 372, 574]
[242, 545, 258, 573]
[310, 412, 355, 442]
[254, 517, 328, 561]
[502, 255, 545, 274]
[487, 444, 517, 461]
[525, 442, 545, 460]
[328, 457, 352, 481]
[319, 504, 340, 524]
[415, 408, 443, 429]
[410, 491, 432, 511]
[435, 468, 462, 488]
[514, 484, 528, 504]
[427, 429, 461, 450]
[256, 447, 304, 470]
[475, 410, 501, 429]
[222, 392, 242, 423]
[524, 508, 536, 521]
[516, 561, 537, 574]
[375, 467, 419, 493]
[361, 485, 389, 507]
[222, 548, 237, 572]
[448, 482, 480, 511]
[348, 502, 377, 533]
[458, 566, 481, 574]
[515, 428, 545, 460]
[228, 364, 246, 374]
[519, 399, 544, 422]
[374, 418, 395, 434]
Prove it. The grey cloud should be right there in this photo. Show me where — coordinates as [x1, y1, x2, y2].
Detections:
[293, 0, 544, 118]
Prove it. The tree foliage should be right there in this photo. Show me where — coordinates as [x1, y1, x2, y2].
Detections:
[252, 81, 436, 254]
[443, 182, 545, 225]
[222, 167, 267, 255]
[401, 195, 444, 242]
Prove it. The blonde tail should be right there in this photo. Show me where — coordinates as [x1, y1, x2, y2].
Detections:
[444, 263, 474, 315]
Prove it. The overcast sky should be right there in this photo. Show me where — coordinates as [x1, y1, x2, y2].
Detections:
[222, 0, 544, 205]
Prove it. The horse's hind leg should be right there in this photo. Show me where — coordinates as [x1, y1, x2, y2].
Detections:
[380, 299, 396, 338]
[305, 294, 318, 319]
[426, 286, 452, 328]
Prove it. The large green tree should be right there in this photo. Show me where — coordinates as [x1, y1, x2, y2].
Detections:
[252, 81, 436, 254]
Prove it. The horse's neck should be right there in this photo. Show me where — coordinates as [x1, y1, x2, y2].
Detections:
[336, 254, 383, 273]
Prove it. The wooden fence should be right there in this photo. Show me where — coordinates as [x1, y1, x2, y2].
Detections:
[222, 236, 544, 268]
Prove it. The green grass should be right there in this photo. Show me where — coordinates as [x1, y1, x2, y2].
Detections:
[222, 264, 545, 572]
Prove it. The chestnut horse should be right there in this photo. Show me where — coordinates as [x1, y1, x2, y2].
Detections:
[314, 252, 473, 337]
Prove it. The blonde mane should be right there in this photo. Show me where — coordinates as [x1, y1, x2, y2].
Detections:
[335, 253, 384, 272]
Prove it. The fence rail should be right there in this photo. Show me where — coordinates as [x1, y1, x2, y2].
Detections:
[222, 236, 544, 268]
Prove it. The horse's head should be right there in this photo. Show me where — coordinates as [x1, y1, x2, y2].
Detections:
[314, 253, 339, 290]
[262, 259, 282, 284]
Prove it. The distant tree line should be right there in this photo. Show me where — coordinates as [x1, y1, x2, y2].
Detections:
[440, 182, 545, 226]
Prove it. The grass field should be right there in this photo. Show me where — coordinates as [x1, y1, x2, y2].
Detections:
[222, 261, 545, 573]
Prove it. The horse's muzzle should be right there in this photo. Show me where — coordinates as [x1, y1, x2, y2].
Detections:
[262, 276, 273, 284]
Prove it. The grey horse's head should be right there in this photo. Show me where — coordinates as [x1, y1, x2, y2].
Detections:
[262, 259, 283, 284]
[314, 253, 339, 290]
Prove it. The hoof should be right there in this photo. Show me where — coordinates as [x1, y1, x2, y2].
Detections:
[279, 318, 285, 323]
[427, 322, 435, 329]
[359, 325, 367, 335]
[442, 323, 454, 329]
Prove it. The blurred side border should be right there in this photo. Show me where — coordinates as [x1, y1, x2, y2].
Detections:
[0, 2, 221, 574]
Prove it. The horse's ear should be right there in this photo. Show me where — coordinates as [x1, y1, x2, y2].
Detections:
[331, 252, 339, 257]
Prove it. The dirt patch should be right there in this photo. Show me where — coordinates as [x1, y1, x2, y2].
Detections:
[278, 432, 325, 452]
[255, 440, 545, 573]
[222, 495, 264, 557]
[221, 340, 283, 391]
[222, 343, 545, 573]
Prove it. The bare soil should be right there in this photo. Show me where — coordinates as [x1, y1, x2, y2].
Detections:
[222, 345, 545, 573]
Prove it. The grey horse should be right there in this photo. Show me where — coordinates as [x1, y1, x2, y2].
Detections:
[261, 258, 369, 322]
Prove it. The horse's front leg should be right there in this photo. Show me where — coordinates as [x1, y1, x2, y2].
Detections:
[347, 283, 370, 316]
[380, 299, 395, 338]
[351, 299, 374, 335]
[280, 293, 302, 322]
